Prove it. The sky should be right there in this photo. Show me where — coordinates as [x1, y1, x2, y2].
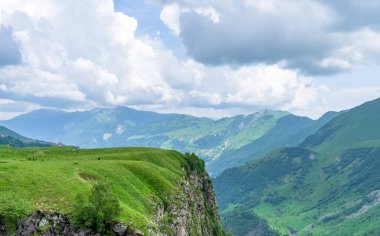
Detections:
[0, 0, 380, 120]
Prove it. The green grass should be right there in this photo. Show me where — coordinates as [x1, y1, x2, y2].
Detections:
[0, 146, 189, 232]
[214, 146, 380, 235]
[302, 98, 380, 154]
[213, 98, 380, 235]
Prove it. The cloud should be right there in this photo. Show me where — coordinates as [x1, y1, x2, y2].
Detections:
[0, 98, 40, 120]
[0, 25, 22, 67]
[0, 0, 328, 120]
[160, 3, 181, 35]
[158, 0, 380, 75]
[160, 3, 219, 36]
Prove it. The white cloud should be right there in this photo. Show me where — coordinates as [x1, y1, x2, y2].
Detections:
[0, 98, 40, 120]
[115, 124, 125, 135]
[194, 7, 220, 24]
[160, 3, 220, 36]
[102, 132, 112, 141]
[157, 0, 380, 75]
[0, 0, 331, 120]
[160, 3, 181, 35]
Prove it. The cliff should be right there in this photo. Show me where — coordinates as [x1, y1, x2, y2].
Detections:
[0, 147, 224, 236]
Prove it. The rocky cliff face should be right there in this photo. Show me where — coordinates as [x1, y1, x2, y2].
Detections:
[0, 169, 224, 236]
[156, 170, 224, 236]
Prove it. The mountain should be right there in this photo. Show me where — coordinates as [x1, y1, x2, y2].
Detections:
[301, 98, 380, 152]
[0, 126, 55, 148]
[0, 146, 225, 235]
[207, 111, 341, 176]
[0, 108, 338, 176]
[214, 97, 380, 235]
[0, 126, 27, 140]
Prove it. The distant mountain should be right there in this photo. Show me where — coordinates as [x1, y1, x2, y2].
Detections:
[301, 98, 380, 152]
[0, 126, 27, 140]
[214, 97, 380, 235]
[207, 111, 341, 175]
[0, 107, 337, 176]
[0, 126, 55, 148]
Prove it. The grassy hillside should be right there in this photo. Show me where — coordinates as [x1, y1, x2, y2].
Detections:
[208, 112, 341, 176]
[0, 146, 223, 235]
[301, 98, 380, 152]
[0, 126, 55, 148]
[214, 147, 380, 235]
[214, 98, 380, 235]
[0, 126, 27, 141]
[0, 108, 338, 177]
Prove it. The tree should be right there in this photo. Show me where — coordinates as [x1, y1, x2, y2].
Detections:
[72, 183, 121, 232]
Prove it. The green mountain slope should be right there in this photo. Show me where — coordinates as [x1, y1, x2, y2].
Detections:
[0, 126, 27, 140]
[0, 146, 224, 235]
[208, 112, 340, 176]
[0, 126, 55, 148]
[0, 108, 338, 176]
[301, 98, 380, 152]
[214, 98, 380, 235]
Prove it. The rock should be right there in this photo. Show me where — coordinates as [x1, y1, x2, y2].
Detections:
[0, 218, 6, 236]
[38, 217, 49, 228]
[288, 226, 298, 235]
[112, 222, 128, 236]
[153, 171, 224, 236]
[12, 211, 98, 236]
[0, 211, 133, 236]
[127, 230, 143, 236]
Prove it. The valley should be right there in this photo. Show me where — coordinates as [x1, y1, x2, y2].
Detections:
[214, 98, 380, 235]
[0, 108, 338, 177]
[1, 98, 380, 235]
[2, 1, 380, 235]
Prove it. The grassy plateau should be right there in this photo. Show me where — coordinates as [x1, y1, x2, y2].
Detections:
[0, 146, 191, 233]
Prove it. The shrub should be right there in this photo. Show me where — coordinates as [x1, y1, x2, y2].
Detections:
[72, 183, 121, 232]
[0, 194, 29, 233]
[183, 153, 206, 174]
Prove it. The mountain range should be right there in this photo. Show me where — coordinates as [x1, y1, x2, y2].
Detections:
[0, 107, 339, 176]
[2, 98, 380, 235]
[214, 98, 380, 235]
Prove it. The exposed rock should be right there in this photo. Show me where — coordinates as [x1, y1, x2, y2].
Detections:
[129, 230, 143, 236]
[111, 223, 128, 236]
[0, 211, 144, 236]
[288, 226, 298, 235]
[12, 211, 99, 236]
[0, 217, 6, 235]
[154, 170, 224, 236]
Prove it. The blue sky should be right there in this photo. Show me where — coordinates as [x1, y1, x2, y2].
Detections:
[1, 0, 380, 119]
[113, 0, 186, 59]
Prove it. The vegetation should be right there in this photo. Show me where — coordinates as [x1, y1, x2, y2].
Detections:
[0, 194, 29, 233]
[72, 183, 121, 232]
[0, 126, 55, 148]
[221, 206, 280, 236]
[0, 107, 338, 176]
[214, 98, 380, 235]
[215, 147, 315, 209]
[0, 146, 222, 234]
[301, 97, 380, 153]
[0, 136, 54, 148]
[183, 152, 206, 175]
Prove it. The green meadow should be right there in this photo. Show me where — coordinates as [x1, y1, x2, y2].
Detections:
[0, 146, 189, 232]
